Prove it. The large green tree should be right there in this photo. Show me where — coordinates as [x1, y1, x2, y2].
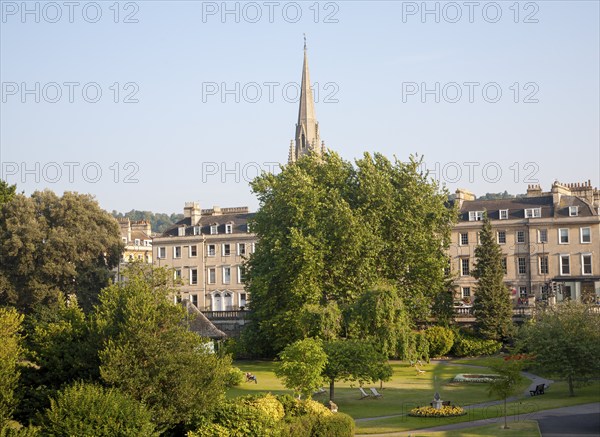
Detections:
[246, 152, 455, 354]
[95, 267, 231, 432]
[472, 213, 513, 341]
[0, 190, 123, 312]
[275, 338, 328, 399]
[520, 302, 600, 396]
[322, 339, 390, 401]
[349, 283, 408, 358]
[0, 307, 23, 426]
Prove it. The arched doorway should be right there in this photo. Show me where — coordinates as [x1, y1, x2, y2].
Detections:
[212, 293, 222, 311]
[224, 292, 233, 311]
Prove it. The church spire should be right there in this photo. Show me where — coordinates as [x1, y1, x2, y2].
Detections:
[289, 36, 323, 163]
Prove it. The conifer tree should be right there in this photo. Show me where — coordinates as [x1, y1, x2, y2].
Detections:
[472, 213, 513, 341]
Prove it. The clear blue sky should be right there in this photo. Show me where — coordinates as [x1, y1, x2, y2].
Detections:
[1, 1, 599, 213]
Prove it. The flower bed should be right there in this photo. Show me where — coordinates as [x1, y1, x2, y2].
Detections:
[453, 373, 500, 383]
[409, 406, 466, 417]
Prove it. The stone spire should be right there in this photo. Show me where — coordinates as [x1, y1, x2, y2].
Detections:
[289, 37, 323, 163]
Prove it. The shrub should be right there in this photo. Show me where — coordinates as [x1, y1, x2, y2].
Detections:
[277, 395, 332, 419]
[42, 382, 157, 436]
[451, 333, 502, 357]
[224, 367, 244, 388]
[282, 415, 319, 437]
[313, 413, 355, 436]
[187, 422, 230, 437]
[398, 331, 430, 362]
[211, 394, 284, 436]
[409, 406, 466, 417]
[424, 326, 455, 357]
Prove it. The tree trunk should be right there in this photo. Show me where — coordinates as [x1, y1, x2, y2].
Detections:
[568, 375, 575, 397]
[329, 379, 335, 402]
[503, 397, 509, 429]
[380, 379, 383, 390]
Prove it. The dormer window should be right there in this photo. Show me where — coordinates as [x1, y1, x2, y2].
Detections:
[210, 224, 218, 235]
[569, 206, 578, 217]
[193, 226, 200, 235]
[177, 226, 185, 237]
[468, 211, 484, 221]
[499, 209, 508, 220]
[134, 238, 140, 246]
[525, 208, 541, 218]
[225, 223, 233, 234]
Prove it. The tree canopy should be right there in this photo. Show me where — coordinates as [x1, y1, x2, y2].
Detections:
[246, 152, 456, 354]
[275, 338, 328, 399]
[0, 190, 124, 312]
[520, 302, 600, 396]
[111, 209, 183, 233]
[472, 213, 513, 341]
[95, 267, 231, 431]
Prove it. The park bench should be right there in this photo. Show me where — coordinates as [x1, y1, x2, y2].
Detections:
[529, 383, 546, 396]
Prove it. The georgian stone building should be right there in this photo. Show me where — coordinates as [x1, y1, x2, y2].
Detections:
[152, 203, 256, 311]
[449, 181, 600, 306]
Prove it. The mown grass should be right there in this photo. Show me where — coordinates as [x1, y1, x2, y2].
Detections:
[230, 359, 529, 419]
[411, 420, 541, 437]
[355, 380, 600, 434]
[229, 358, 599, 435]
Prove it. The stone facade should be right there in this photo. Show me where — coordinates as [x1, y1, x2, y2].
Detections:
[449, 181, 600, 306]
[152, 202, 256, 311]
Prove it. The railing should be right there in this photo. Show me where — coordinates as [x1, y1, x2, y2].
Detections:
[452, 306, 534, 318]
[202, 310, 250, 320]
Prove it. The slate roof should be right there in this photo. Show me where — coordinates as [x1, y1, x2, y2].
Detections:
[161, 212, 255, 237]
[185, 301, 227, 340]
[457, 195, 596, 221]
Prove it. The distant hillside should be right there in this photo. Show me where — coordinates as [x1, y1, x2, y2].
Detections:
[112, 210, 184, 234]
[477, 191, 525, 200]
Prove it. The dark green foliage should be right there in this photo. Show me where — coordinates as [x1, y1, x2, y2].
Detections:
[349, 284, 409, 358]
[25, 296, 98, 389]
[284, 415, 319, 437]
[519, 302, 600, 396]
[42, 382, 157, 437]
[414, 332, 430, 362]
[423, 326, 455, 357]
[472, 213, 513, 341]
[95, 267, 230, 432]
[0, 308, 23, 426]
[247, 152, 456, 355]
[0, 191, 124, 312]
[0, 180, 17, 205]
[397, 330, 430, 362]
[111, 210, 183, 234]
[312, 413, 355, 437]
[323, 339, 390, 401]
[450, 331, 502, 357]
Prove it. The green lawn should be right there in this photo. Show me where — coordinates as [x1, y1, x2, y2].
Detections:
[410, 420, 541, 437]
[230, 358, 599, 435]
[355, 380, 600, 434]
[231, 359, 529, 418]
